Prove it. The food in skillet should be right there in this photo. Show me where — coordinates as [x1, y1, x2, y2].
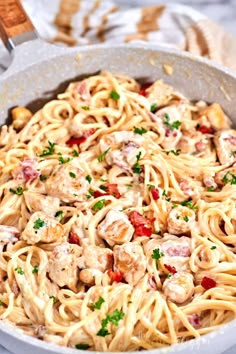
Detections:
[0, 71, 236, 351]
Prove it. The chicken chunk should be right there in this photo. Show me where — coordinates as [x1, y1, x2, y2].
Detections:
[167, 205, 196, 235]
[199, 103, 230, 131]
[99, 131, 145, 170]
[79, 245, 113, 285]
[214, 130, 236, 165]
[146, 80, 178, 107]
[215, 166, 236, 186]
[49, 242, 81, 290]
[97, 210, 134, 246]
[45, 161, 89, 203]
[113, 243, 146, 285]
[0, 225, 19, 243]
[21, 212, 64, 244]
[178, 131, 210, 155]
[163, 272, 194, 304]
[24, 192, 60, 217]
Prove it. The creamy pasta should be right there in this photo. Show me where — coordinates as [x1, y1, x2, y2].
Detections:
[0, 71, 236, 351]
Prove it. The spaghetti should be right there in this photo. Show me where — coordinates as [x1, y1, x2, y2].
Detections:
[0, 71, 236, 351]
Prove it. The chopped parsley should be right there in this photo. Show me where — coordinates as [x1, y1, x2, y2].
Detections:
[183, 215, 189, 222]
[86, 175, 92, 183]
[75, 344, 90, 350]
[96, 309, 125, 337]
[211, 246, 217, 250]
[151, 248, 164, 261]
[133, 151, 143, 174]
[54, 210, 64, 222]
[49, 295, 59, 304]
[92, 199, 106, 211]
[72, 149, 79, 157]
[230, 151, 236, 157]
[207, 186, 215, 192]
[162, 190, 171, 202]
[166, 273, 172, 279]
[15, 267, 24, 275]
[90, 297, 105, 311]
[176, 216, 180, 220]
[222, 171, 236, 185]
[164, 149, 181, 156]
[32, 266, 39, 274]
[0, 300, 2, 306]
[180, 199, 198, 210]
[81, 106, 90, 111]
[86, 189, 94, 199]
[33, 218, 46, 230]
[133, 126, 147, 135]
[171, 203, 178, 209]
[9, 187, 25, 195]
[58, 153, 72, 165]
[39, 174, 47, 181]
[110, 90, 120, 100]
[38, 141, 55, 157]
[100, 178, 107, 182]
[163, 113, 181, 131]
[69, 172, 76, 179]
[150, 103, 158, 113]
[147, 184, 155, 191]
[98, 147, 111, 163]
[99, 185, 108, 191]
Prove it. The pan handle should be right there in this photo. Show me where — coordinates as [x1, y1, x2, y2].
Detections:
[0, 0, 37, 52]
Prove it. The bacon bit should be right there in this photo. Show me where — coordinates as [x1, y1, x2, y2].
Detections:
[14, 158, 39, 183]
[107, 184, 121, 199]
[201, 276, 216, 290]
[150, 187, 159, 200]
[164, 264, 177, 274]
[165, 129, 171, 137]
[108, 269, 123, 282]
[68, 232, 80, 245]
[195, 140, 206, 152]
[139, 82, 152, 97]
[165, 245, 190, 257]
[225, 135, 236, 145]
[188, 314, 201, 327]
[84, 129, 96, 138]
[66, 136, 86, 146]
[198, 125, 213, 134]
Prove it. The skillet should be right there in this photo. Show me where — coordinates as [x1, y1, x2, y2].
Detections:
[0, 1, 236, 354]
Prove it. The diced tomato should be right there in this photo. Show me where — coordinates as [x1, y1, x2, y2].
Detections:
[107, 184, 121, 199]
[68, 232, 80, 245]
[188, 314, 201, 327]
[139, 82, 152, 97]
[129, 211, 154, 228]
[201, 276, 216, 290]
[93, 190, 109, 198]
[66, 136, 86, 146]
[135, 225, 152, 237]
[151, 187, 159, 200]
[164, 264, 177, 274]
[198, 125, 213, 134]
[108, 269, 123, 282]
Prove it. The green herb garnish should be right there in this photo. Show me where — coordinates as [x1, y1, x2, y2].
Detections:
[15, 267, 24, 275]
[96, 309, 125, 337]
[211, 246, 217, 250]
[98, 147, 111, 163]
[49, 295, 59, 304]
[90, 297, 105, 311]
[110, 90, 120, 100]
[39, 174, 47, 181]
[164, 149, 181, 156]
[151, 248, 164, 261]
[75, 344, 90, 350]
[38, 141, 55, 157]
[207, 186, 215, 192]
[33, 218, 46, 230]
[72, 149, 79, 157]
[32, 266, 39, 274]
[133, 126, 147, 135]
[81, 106, 90, 111]
[133, 151, 143, 174]
[58, 153, 72, 165]
[163, 113, 181, 131]
[55, 210, 64, 222]
[9, 187, 25, 195]
[179, 199, 198, 210]
[183, 215, 189, 222]
[92, 199, 106, 211]
[150, 103, 158, 113]
[222, 171, 236, 185]
[86, 175, 92, 183]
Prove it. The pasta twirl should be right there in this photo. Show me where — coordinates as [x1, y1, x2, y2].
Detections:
[0, 71, 236, 351]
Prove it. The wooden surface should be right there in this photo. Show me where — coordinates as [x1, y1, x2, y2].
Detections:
[0, 0, 34, 45]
